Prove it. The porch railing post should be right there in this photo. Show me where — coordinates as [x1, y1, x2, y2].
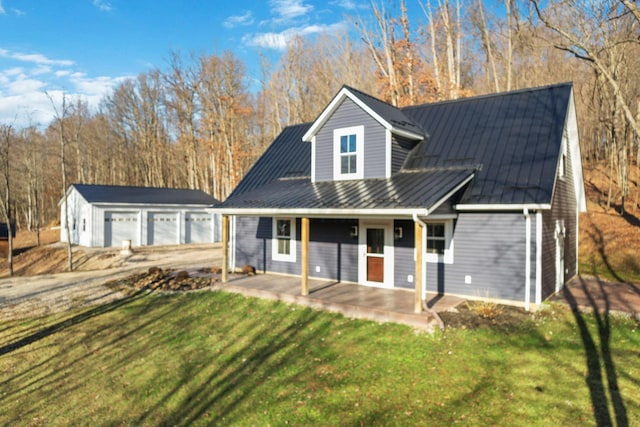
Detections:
[222, 215, 229, 283]
[301, 217, 309, 296]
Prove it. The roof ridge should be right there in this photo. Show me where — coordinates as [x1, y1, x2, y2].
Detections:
[402, 82, 573, 111]
[73, 183, 206, 192]
[341, 84, 400, 111]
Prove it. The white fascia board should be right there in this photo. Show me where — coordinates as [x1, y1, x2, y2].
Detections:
[213, 207, 430, 218]
[392, 127, 424, 140]
[456, 203, 551, 211]
[91, 203, 214, 209]
[567, 89, 587, 212]
[427, 173, 475, 214]
[302, 87, 423, 142]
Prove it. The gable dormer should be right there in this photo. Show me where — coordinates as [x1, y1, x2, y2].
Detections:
[302, 86, 425, 183]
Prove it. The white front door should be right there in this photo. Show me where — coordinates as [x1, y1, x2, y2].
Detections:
[358, 220, 394, 288]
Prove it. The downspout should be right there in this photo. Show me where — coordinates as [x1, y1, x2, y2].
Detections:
[524, 208, 531, 311]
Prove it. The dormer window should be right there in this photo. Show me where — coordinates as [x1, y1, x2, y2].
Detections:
[334, 126, 364, 180]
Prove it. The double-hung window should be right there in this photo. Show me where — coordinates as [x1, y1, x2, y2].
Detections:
[425, 220, 454, 264]
[272, 218, 296, 262]
[333, 126, 364, 180]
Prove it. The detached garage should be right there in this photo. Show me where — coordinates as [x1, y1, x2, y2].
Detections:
[60, 184, 220, 247]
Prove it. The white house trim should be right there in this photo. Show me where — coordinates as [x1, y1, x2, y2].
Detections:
[456, 203, 551, 211]
[535, 211, 543, 304]
[302, 87, 423, 143]
[524, 208, 531, 311]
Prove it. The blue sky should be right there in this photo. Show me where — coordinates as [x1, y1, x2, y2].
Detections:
[0, 0, 366, 128]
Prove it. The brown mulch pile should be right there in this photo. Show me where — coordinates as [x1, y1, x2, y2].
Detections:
[106, 267, 214, 292]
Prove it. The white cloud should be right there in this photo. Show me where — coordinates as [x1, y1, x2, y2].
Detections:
[243, 21, 348, 50]
[223, 10, 255, 29]
[329, 0, 360, 10]
[0, 0, 5, 14]
[93, 0, 112, 12]
[270, 0, 313, 22]
[0, 48, 130, 128]
[0, 48, 74, 66]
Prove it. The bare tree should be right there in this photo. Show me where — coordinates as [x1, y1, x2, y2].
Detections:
[47, 92, 74, 272]
[0, 125, 15, 276]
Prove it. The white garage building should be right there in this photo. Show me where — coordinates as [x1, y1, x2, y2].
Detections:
[60, 184, 220, 247]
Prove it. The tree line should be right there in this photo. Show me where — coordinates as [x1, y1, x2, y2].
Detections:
[1, 0, 639, 273]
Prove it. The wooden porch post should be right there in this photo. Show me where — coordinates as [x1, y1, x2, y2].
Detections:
[414, 220, 424, 313]
[301, 217, 309, 296]
[222, 215, 229, 283]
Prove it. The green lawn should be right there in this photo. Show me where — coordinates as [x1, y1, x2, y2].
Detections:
[1, 290, 638, 426]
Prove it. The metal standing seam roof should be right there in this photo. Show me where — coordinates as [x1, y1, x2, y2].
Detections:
[220, 169, 474, 212]
[221, 83, 573, 212]
[71, 184, 219, 205]
[402, 83, 572, 205]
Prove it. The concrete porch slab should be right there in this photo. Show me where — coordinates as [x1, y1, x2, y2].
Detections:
[212, 273, 464, 332]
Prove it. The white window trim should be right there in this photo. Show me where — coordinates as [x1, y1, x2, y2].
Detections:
[272, 217, 296, 262]
[333, 125, 364, 180]
[424, 220, 454, 264]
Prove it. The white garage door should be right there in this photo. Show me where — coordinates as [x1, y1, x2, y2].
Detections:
[147, 212, 179, 245]
[104, 212, 139, 247]
[185, 212, 213, 244]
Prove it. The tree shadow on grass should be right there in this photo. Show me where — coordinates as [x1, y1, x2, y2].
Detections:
[0, 290, 147, 357]
[563, 277, 628, 426]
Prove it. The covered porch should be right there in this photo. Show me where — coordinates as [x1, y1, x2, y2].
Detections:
[212, 272, 464, 332]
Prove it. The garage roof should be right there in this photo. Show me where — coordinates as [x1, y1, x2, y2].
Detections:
[70, 184, 218, 206]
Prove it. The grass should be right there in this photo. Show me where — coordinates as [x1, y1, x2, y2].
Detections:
[1, 290, 638, 426]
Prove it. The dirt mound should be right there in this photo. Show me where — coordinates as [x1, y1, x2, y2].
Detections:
[440, 301, 533, 330]
[106, 268, 213, 292]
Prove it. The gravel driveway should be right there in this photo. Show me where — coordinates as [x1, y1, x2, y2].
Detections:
[0, 244, 221, 319]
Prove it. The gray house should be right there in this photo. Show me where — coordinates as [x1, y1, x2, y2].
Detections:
[60, 184, 220, 248]
[216, 83, 586, 310]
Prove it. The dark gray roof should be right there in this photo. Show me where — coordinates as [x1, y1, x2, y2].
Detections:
[71, 184, 218, 205]
[402, 83, 572, 205]
[222, 170, 474, 211]
[222, 83, 572, 211]
[343, 85, 425, 138]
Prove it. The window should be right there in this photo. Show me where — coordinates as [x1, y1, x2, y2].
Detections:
[272, 218, 296, 262]
[333, 126, 364, 180]
[340, 134, 357, 174]
[426, 223, 445, 255]
[425, 220, 454, 264]
[82, 219, 86, 231]
[559, 139, 567, 179]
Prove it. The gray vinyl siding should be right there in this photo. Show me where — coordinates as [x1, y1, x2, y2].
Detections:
[308, 219, 359, 282]
[314, 98, 387, 181]
[391, 136, 416, 174]
[237, 213, 538, 303]
[234, 216, 359, 282]
[394, 219, 416, 289]
[406, 213, 531, 301]
[542, 136, 578, 298]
